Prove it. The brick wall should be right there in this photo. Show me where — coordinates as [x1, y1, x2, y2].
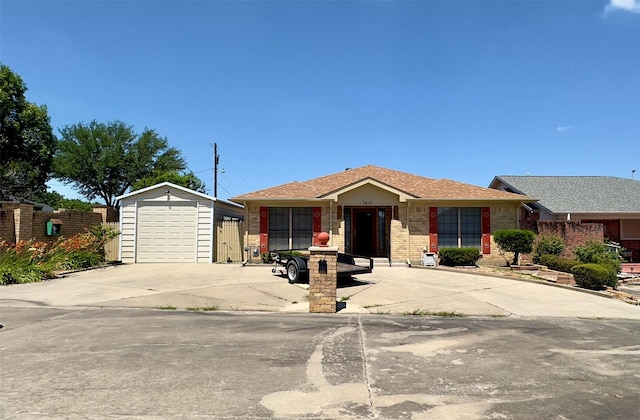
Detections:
[0, 202, 102, 245]
[537, 220, 604, 259]
[92, 206, 119, 223]
[390, 204, 409, 261]
[481, 206, 521, 266]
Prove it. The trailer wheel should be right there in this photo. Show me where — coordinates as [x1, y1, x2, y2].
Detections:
[286, 260, 300, 283]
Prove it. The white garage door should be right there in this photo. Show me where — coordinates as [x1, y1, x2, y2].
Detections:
[136, 202, 198, 262]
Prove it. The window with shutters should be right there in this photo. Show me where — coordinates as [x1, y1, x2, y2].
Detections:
[437, 207, 482, 249]
[268, 207, 313, 250]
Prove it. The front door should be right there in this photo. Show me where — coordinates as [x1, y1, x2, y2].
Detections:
[353, 209, 375, 256]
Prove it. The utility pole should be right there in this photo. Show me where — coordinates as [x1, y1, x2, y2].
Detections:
[214, 142, 219, 198]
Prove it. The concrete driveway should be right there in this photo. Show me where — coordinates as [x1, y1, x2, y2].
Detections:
[2, 263, 640, 319]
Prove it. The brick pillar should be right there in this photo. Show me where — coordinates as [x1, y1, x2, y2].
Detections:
[308, 246, 338, 313]
[14, 204, 33, 243]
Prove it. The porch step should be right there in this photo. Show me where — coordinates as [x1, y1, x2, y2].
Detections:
[371, 258, 407, 267]
[352, 257, 407, 268]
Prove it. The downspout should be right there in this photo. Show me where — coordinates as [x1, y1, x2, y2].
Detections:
[406, 201, 411, 266]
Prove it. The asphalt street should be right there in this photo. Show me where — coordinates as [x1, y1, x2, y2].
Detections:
[1, 307, 639, 419]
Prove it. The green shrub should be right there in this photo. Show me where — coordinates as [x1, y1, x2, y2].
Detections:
[572, 263, 617, 290]
[533, 235, 564, 263]
[493, 229, 535, 265]
[537, 254, 580, 273]
[439, 248, 481, 267]
[574, 240, 621, 277]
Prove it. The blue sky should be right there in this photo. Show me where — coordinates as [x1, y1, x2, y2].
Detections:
[1, 0, 639, 203]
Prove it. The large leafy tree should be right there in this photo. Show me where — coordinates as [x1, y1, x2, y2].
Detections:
[131, 170, 206, 193]
[0, 64, 56, 200]
[54, 120, 186, 208]
[34, 190, 95, 212]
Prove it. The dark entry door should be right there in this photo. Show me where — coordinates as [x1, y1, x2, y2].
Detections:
[353, 209, 375, 256]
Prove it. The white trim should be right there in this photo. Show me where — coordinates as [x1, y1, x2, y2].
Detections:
[118, 205, 123, 261]
[195, 203, 200, 263]
[116, 181, 243, 209]
[133, 201, 138, 263]
[321, 178, 416, 202]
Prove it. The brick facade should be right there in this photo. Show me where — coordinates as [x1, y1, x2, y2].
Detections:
[308, 247, 338, 313]
[244, 202, 523, 265]
[537, 220, 604, 260]
[0, 202, 105, 245]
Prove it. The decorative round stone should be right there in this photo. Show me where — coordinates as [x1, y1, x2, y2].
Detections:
[317, 232, 330, 246]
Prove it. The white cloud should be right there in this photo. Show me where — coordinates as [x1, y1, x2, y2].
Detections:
[556, 126, 573, 132]
[605, 0, 640, 14]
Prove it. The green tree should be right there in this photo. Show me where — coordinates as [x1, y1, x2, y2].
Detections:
[0, 64, 56, 200]
[34, 190, 95, 212]
[493, 229, 535, 266]
[131, 170, 206, 193]
[54, 120, 186, 208]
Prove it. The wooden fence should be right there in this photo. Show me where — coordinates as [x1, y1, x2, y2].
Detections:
[215, 219, 245, 263]
[102, 222, 120, 262]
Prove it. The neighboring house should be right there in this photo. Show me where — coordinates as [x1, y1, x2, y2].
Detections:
[117, 182, 244, 263]
[230, 165, 535, 265]
[489, 176, 640, 261]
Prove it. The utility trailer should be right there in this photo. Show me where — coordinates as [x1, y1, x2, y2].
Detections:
[270, 249, 373, 283]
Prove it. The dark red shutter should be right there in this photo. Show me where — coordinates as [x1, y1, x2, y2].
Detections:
[429, 207, 438, 252]
[259, 207, 269, 253]
[482, 207, 491, 254]
[312, 207, 322, 245]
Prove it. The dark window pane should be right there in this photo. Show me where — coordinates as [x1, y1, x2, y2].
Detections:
[438, 208, 458, 249]
[269, 208, 289, 250]
[292, 208, 313, 249]
[460, 208, 481, 248]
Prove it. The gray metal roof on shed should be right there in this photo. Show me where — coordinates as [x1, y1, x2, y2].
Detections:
[490, 176, 640, 214]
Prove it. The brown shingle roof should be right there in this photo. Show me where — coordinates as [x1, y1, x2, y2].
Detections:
[231, 165, 532, 201]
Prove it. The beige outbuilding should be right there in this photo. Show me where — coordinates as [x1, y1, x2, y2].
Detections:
[117, 182, 243, 263]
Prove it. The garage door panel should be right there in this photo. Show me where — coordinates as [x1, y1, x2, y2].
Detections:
[136, 202, 198, 262]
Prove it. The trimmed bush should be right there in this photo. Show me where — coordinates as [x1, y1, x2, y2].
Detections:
[537, 254, 580, 273]
[493, 229, 535, 265]
[439, 248, 481, 267]
[572, 263, 618, 290]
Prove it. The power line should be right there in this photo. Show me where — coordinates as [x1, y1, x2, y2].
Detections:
[217, 145, 254, 192]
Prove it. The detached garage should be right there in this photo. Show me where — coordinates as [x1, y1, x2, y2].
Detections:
[117, 182, 244, 263]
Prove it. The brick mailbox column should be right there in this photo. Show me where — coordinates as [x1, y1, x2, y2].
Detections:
[308, 246, 339, 313]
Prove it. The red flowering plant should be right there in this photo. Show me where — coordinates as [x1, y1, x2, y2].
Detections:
[0, 225, 120, 285]
[0, 240, 52, 285]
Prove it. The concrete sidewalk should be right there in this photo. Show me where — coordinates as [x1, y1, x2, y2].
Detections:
[2, 263, 640, 319]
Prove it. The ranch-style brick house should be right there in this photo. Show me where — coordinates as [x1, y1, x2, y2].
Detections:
[230, 166, 535, 265]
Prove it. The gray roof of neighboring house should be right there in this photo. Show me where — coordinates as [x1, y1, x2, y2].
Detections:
[490, 176, 640, 214]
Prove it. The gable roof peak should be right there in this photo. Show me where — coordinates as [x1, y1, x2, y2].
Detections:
[232, 165, 531, 202]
